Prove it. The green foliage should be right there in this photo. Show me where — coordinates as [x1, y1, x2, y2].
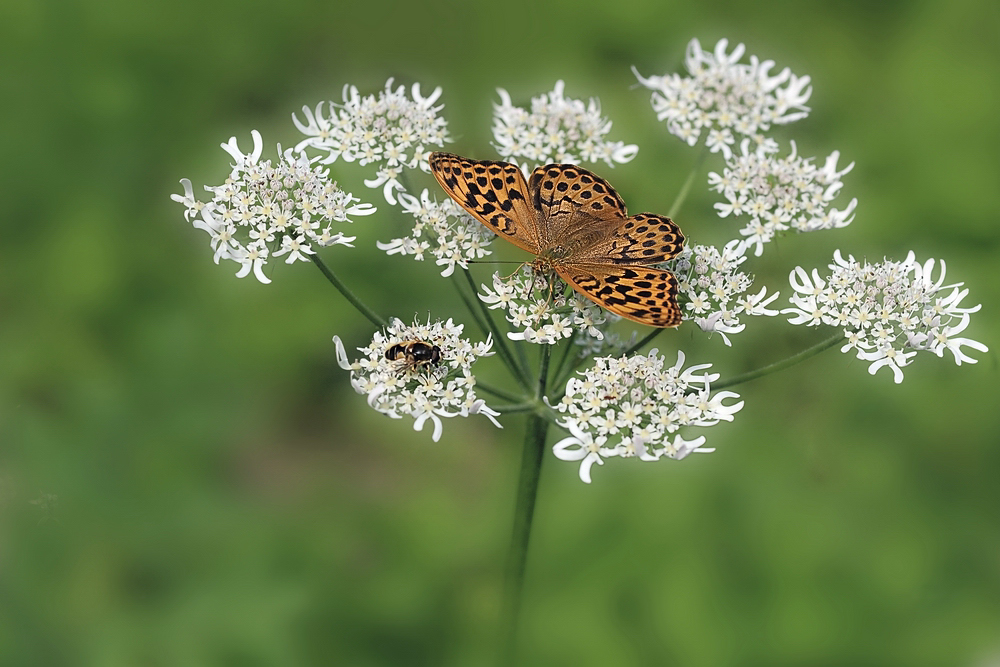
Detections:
[2, 0, 998, 664]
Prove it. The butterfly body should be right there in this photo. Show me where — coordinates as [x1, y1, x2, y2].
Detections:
[430, 152, 685, 327]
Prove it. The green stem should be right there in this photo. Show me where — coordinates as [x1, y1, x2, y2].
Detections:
[623, 327, 664, 357]
[551, 336, 577, 388]
[714, 332, 843, 391]
[493, 401, 539, 414]
[498, 345, 552, 666]
[510, 319, 532, 379]
[550, 354, 582, 400]
[476, 382, 524, 403]
[310, 254, 387, 328]
[668, 143, 710, 219]
[536, 343, 551, 399]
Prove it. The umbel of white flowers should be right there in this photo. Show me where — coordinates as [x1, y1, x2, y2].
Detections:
[333, 318, 501, 442]
[172, 37, 987, 482]
[171, 130, 375, 283]
[633, 37, 813, 156]
[784, 251, 987, 383]
[551, 349, 743, 483]
[710, 139, 857, 257]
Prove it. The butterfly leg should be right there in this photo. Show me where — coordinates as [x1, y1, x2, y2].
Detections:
[502, 261, 528, 282]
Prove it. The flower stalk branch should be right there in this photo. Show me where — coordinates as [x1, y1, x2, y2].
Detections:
[668, 142, 710, 218]
[310, 254, 388, 328]
[476, 382, 525, 404]
[713, 332, 842, 390]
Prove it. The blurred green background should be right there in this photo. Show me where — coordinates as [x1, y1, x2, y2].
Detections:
[2, 0, 999, 664]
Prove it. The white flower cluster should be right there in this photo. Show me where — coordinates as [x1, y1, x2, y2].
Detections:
[492, 80, 638, 168]
[478, 267, 619, 348]
[784, 251, 988, 383]
[634, 38, 812, 157]
[293, 78, 449, 204]
[172, 130, 375, 284]
[551, 350, 744, 483]
[333, 318, 501, 441]
[667, 241, 780, 345]
[376, 189, 496, 277]
[294, 78, 502, 276]
[709, 139, 857, 256]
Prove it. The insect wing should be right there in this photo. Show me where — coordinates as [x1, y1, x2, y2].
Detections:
[555, 262, 683, 328]
[528, 163, 628, 243]
[429, 152, 541, 253]
[573, 212, 685, 265]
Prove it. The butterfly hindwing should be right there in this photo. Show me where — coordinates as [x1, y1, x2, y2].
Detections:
[575, 212, 685, 265]
[429, 152, 540, 253]
[555, 262, 683, 328]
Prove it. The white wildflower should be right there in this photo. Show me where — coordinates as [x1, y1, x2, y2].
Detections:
[709, 139, 856, 255]
[666, 240, 780, 345]
[333, 318, 501, 441]
[293, 78, 449, 204]
[783, 251, 988, 383]
[377, 189, 495, 277]
[552, 349, 742, 483]
[634, 38, 812, 155]
[294, 79, 497, 275]
[492, 80, 638, 168]
[478, 266, 620, 351]
[172, 130, 375, 284]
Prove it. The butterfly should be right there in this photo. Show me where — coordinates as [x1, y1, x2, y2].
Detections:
[429, 152, 685, 327]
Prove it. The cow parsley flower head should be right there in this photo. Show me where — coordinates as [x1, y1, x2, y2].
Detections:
[172, 130, 376, 284]
[551, 349, 743, 483]
[492, 80, 638, 168]
[478, 267, 620, 349]
[709, 139, 857, 256]
[667, 240, 780, 345]
[376, 188, 495, 277]
[333, 318, 501, 441]
[634, 38, 812, 157]
[293, 79, 450, 204]
[783, 251, 988, 383]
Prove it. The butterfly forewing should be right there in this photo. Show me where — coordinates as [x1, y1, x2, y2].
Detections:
[429, 152, 541, 253]
[528, 163, 628, 244]
[555, 263, 683, 327]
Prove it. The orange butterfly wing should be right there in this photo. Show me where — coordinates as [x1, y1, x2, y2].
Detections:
[554, 263, 683, 327]
[528, 163, 628, 245]
[528, 164, 684, 264]
[575, 212, 685, 265]
[429, 152, 541, 254]
[527, 164, 685, 327]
